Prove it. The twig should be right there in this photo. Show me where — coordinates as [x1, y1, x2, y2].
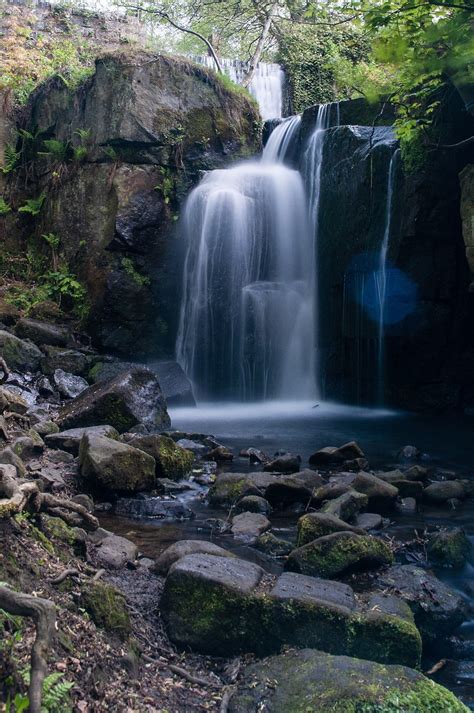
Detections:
[220, 688, 235, 713]
[49, 568, 81, 585]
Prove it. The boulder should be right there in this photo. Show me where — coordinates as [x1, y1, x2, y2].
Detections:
[176, 438, 208, 455]
[239, 447, 269, 464]
[314, 481, 352, 501]
[404, 464, 429, 481]
[53, 369, 88, 399]
[79, 433, 156, 492]
[427, 528, 471, 569]
[0, 330, 43, 371]
[235, 495, 272, 515]
[152, 360, 196, 406]
[254, 532, 293, 557]
[57, 368, 170, 433]
[424, 480, 466, 504]
[395, 497, 417, 515]
[129, 434, 194, 480]
[398, 445, 421, 460]
[45, 424, 120, 455]
[207, 445, 233, 461]
[377, 564, 468, 643]
[354, 513, 383, 530]
[208, 473, 256, 506]
[321, 489, 368, 521]
[152, 540, 234, 575]
[12, 432, 44, 461]
[0, 387, 28, 415]
[0, 299, 20, 326]
[263, 454, 301, 473]
[229, 649, 467, 713]
[0, 447, 26, 477]
[93, 533, 138, 569]
[81, 581, 131, 639]
[297, 512, 363, 546]
[34, 420, 60, 436]
[309, 441, 364, 466]
[286, 532, 393, 578]
[15, 318, 70, 347]
[231, 512, 271, 541]
[271, 571, 356, 611]
[265, 476, 315, 508]
[351, 471, 398, 510]
[40, 347, 91, 377]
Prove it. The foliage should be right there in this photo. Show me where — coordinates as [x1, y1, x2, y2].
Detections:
[12, 671, 74, 713]
[121, 257, 151, 287]
[0, 197, 12, 215]
[18, 193, 47, 217]
[1, 144, 21, 175]
[39, 139, 69, 162]
[154, 167, 175, 204]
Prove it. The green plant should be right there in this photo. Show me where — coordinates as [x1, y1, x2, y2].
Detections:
[18, 193, 46, 217]
[102, 145, 119, 161]
[41, 233, 60, 270]
[154, 167, 175, 204]
[19, 671, 74, 713]
[72, 145, 87, 162]
[74, 128, 91, 142]
[1, 144, 21, 174]
[0, 197, 11, 215]
[121, 257, 151, 287]
[39, 139, 69, 162]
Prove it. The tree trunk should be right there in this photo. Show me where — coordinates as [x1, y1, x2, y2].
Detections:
[243, 2, 277, 88]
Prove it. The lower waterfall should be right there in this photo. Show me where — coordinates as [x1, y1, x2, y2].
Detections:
[176, 119, 316, 401]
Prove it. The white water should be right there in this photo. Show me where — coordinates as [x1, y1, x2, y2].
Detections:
[262, 115, 301, 163]
[194, 56, 284, 120]
[176, 113, 317, 402]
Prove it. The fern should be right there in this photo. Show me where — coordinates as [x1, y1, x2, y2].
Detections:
[39, 139, 69, 162]
[0, 197, 11, 215]
[102, 145, 118, 161]
[74, 128, 91, 142]
[1, 143, 21, 174]
[18, 192, 46, 216]
[20, 671, 74, 713]
[72, 146, 87, 162]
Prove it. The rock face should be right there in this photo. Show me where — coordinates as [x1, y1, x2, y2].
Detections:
[21, 52, 260, 357]
[79, 433, 156, 492]
[57, 368, 170, 433]
[229, 649, 468, 713]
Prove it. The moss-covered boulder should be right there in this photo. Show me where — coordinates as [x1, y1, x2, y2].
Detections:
[321, 489, 368, 521]
[129, 434, 193, 480]
[45, 424, 120, 456]
[351, 471, 399, 510]
[0, 330, 43, 372]
[286, 531, 393, 578]
[81, 581, 131, 640]
[297, 512, 363, 546]
[207, 473, 255, 506]
[15, 318, 70, 347]
[427, 528, 472, 568]
[229, 649, 469, 712]
[79, 433, 155, 492]
[152, 539, 234, 575]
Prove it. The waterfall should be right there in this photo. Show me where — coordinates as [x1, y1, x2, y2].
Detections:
[262, 115, 301, 164]
[176, 120, 315, 402]
[375, 148, 400, 403]
[193, 56, 284, 120]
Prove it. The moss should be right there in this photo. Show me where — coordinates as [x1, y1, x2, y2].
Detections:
[156, 436, 194, 480]
[427, 529, 471, 569]
[349, 612, 422, 669]
[28, 522, 55, 555]
[207, 474, 249, 506]
[40, 515, 76, 546]
[81, 582, 131, 640]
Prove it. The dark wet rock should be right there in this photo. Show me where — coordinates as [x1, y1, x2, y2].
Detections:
[314, 481, 352, 501]
[297, 512, 363, 546]
[235, 495, 272, 515]
[271, 571, 356, 611]
[72, 493, 94, 512]
[398, 445, 421, 460]
[53, 369, 88, 399]
[93, 533, 138, 569]
[309, 441, 364, 466]
[36, 467, 66, 492]
[354, 513, 383, 530]
[45, 424, 120, 455]
[239, 447, 269, 464]
[114, 496, 194, 520]
[424, 480, 467, 504]
[265, 476, 314, 508]
[206, 445, 233, 461]
[36, 376, 55, 397]
[0, 386, 28, 415]
[152, 360, 196, 406]
[48, 449, 74, 464]
[40, 347, 91, 377]
[296, 469, 323, 487]
[376, 469, 407, 483]
[394, 480, 424, 499]
[57, 368, 170, 433]
[286, 531, 393, 578]
[152, 540, 234, 575]
[367, 593, 415, 623]
[351, 471, 398, 510]
[0, 299, 20, 326]
[343, 457, 369, 471]
[0, 446, 26, 476]
[321, 489, 368, 521]
[79, 433, 156, 492]
[176, 438, 208, 455]
[34, 420, 60, 436]
[15, 318, 70, 347]
[395, 497, 417, 515]
[263, 454, 301, 473]
[231, 512, 271, 541]
[128, 434, 194, 480]
[229, 649, 466, 713]
[12, 432, 44, 461]
[254, 532, 293, 557]
[427, 528, 471, 569]
[156, 478, 192, 495]
[208, 473, 256, 506]
[376, 564, 469, 644]
[404, 464, 430, 481]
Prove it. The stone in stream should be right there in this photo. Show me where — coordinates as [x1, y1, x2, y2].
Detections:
[398, 445, 421, 460]
[263, 453, 301, 473]
[127, 434, 194, 480]
[254, 532, 293, 557]
[79, 433, 156, 492]
[176, 438, 208, 455]
[351, 471, 399, 511]
[354, 513, 384, 531]
[321, 489, 368, 521]
[264, 475, 317, 508]
[376, 564, 468, 644]
[53, 368, 89, 399]
[160, 554, 421, 667]
[285, 531, 393, 578]
[13, 432, 44, 461]
[15, 317, 70, 347]
[45, 424, 120, 455]
[0, 330, 43, 372]
[424, 480, 467, 504]
[235, 495, 272, 515]
[114, 497, 194, 520]
[427, 528, 472, 569]
[34, 420, 60, 436]
[152, 539, 235, 575]
[206, 445, 233, 461]
[0, 387, 28, 415]
[40, 346, 91, 377]
[228, 649, 467, 713]
[93, 532, 138, 569]
[404, 464, 429, 481]
[313, 481, 352, 501]
[56, 368, 170, 433]
[309, 440, 365, 466]
[231, 512, 271, 541]
[151, 360, 196, 406]
[297, 512, 363, 546]
[395, 497, 417, 515]
[239, 447, 269, 464]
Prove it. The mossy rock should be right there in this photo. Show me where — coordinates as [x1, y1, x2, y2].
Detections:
[427, 528, 471, 569]
[82, 581, 131, 640]
[229, 648, 469, 712]
[0, 330, 43, 371]
[79, 433, 156, 492]
[297, 512, 362, 546]
[131, 434, 194, 480]
[286, 531, 394, 578]
[207, 473, 252, 506]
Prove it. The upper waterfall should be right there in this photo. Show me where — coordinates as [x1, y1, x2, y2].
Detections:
[176, 115, 316, 402]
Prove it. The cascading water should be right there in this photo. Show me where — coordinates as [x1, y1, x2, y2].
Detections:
[193, 56, 284, 120]
[176, 117, 316, 401]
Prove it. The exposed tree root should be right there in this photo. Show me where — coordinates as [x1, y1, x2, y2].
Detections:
[0, 585, 56, 713]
